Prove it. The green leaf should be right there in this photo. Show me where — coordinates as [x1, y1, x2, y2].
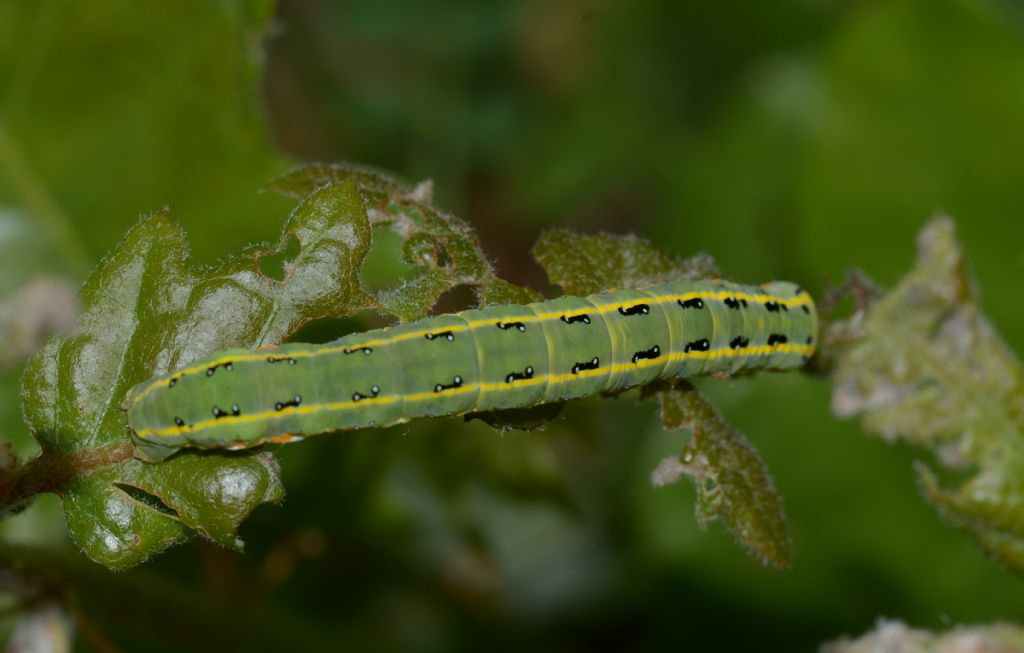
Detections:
[832, 217, 1024, 576]
[19, 181, 377, 568]
[531, 229, 718, 296]
[268, 163, 542, 316]
[651, 380, 791, 569]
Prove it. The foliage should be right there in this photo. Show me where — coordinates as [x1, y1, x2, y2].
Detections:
[3, 0, 1024, 650]
[651, 380, 790, 569]
[832, 218, 1024, 576]
[6, 162, 791, 573]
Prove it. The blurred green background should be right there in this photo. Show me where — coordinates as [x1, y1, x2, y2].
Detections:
[2, 0, 1024, 650]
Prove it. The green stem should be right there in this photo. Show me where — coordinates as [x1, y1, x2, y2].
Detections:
[0, 442, 135, 515]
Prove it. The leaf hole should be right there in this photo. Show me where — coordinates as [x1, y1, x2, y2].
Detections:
[360, 227, 416, 290]
[431, 284, 478, 315]
[257, 234, 302, 281]
[287, 310, 391, 344]
[435, 242, 453, 268]
[113, 483, 179, 518]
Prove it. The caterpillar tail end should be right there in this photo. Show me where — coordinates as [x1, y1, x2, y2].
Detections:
[132, 434, 182, 463]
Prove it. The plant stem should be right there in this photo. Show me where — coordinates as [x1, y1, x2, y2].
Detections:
[0, 442, 135, 514]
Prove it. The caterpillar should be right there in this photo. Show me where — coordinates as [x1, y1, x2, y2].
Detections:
[126, 280, 817, 462]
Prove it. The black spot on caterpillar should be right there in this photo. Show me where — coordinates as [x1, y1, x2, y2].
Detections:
[212, 404, 241, 419]
[631, 345, 661, 363]
[205, 361, 233, 377]
[352, 385, 381, 402]
[571, 357, 600, 374]
[560, 314, 591, 325]
[505, 366, 535, 383]
[678, 298, 704, 309]
[765, 301, 781, 312]
[425, 331, 455, 341]
[685, 338, 710, 353]
[343, 346, 373, 355]
[496, 321, 527, 332]
[617, 303, 650, 316]
[767, 334, 788, 346]
[267, 356, 297, 365]
[434, 375, 463, 393]
[724, 297, 743, 309]
[730, 336, 749, 350]
[274, 395, 302, 411]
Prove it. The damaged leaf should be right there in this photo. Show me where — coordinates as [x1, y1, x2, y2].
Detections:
[268, 163, 540, 317]
[18, 181, 365, 568]
[651, 380, 791, 569]
[832, 217, 1024, 575]
[531, 229, 718, 296]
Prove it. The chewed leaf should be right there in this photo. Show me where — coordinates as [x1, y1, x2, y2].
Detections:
[267, 163, 541, 319]
[265, 162, 399, 201]
[532, 230, 719, 296]
[652, 380, 790, 569]
[121, 452, 283, 549]
[64, 454, 282, 569]
[63, 466, 188, 570]
[20, 183, 371, 567]
[831, 217, 1024, 576]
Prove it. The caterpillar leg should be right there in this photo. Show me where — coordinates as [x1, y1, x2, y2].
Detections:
[267, 433, 305, 445]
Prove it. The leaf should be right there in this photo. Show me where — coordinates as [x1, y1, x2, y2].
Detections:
[19, 181, 377, 568]
[531, 229, 718, 296]
[831, 217, 1024, 576]
[268, 163, 542, 317]
[651, 380, 790, 569]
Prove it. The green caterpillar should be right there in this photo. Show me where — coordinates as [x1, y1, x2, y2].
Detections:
[126, 280, 817, 462]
